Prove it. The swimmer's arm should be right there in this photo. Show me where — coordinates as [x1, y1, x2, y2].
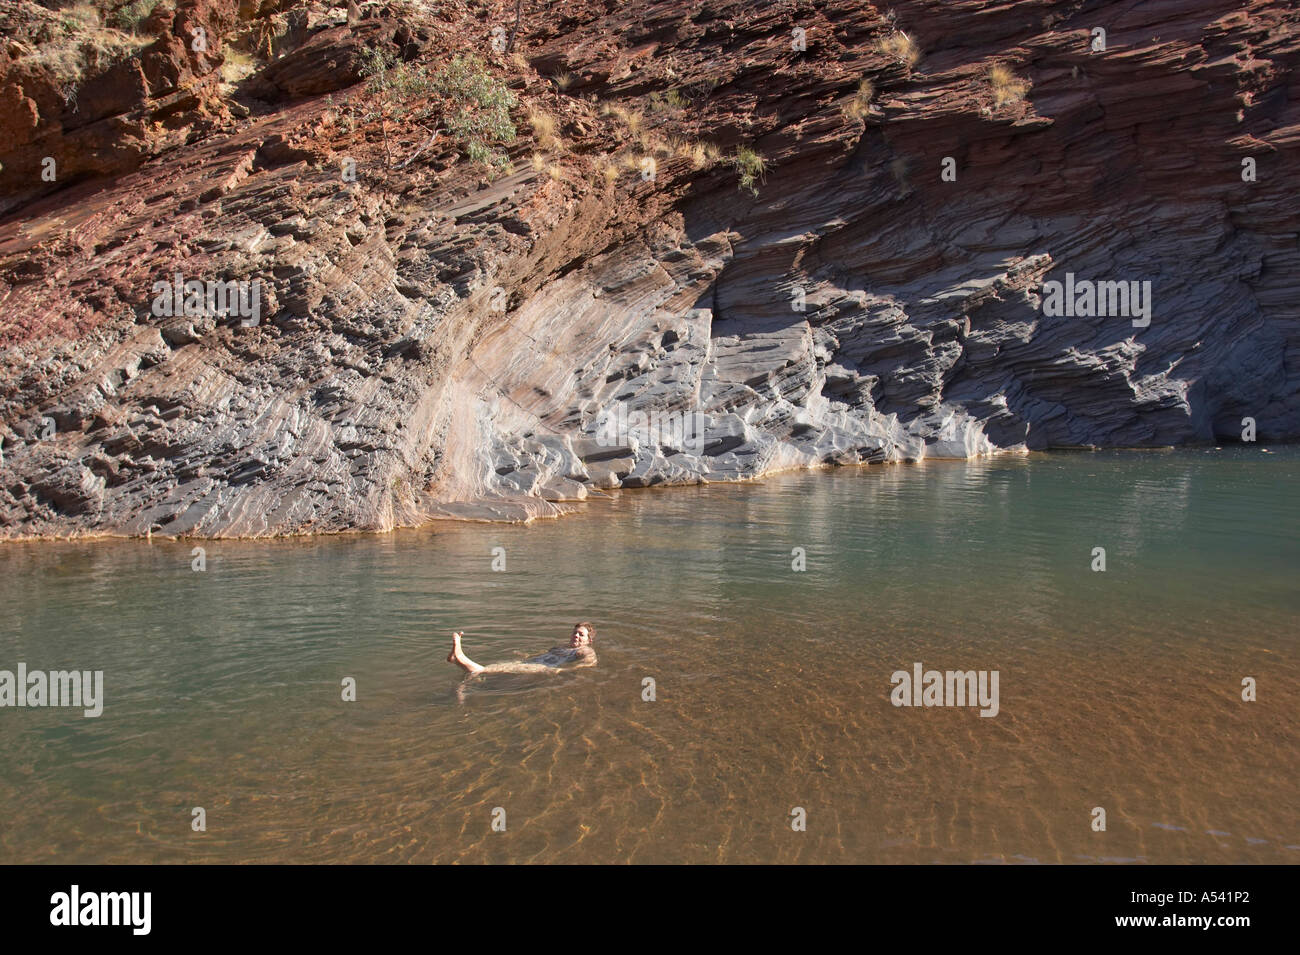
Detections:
[573, 646, 597, 668]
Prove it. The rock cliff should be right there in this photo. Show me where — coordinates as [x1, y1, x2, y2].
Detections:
[1, 0, 1297, 537]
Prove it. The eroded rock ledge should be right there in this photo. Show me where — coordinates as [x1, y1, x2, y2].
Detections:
[1, 0, 1297, 538]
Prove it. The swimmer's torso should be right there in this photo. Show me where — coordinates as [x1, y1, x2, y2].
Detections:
[476, 644, 596, 675]
[526, 645, 590, 668]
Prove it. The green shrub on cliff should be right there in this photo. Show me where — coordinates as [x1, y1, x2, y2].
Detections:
[732, 146, 766, 196]
[432, 54, 518, 171]
[360, 50, 516, 173]
[359, 48, 408, 169]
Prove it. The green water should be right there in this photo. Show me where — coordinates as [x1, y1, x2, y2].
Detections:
[0, 448, 1296, 863]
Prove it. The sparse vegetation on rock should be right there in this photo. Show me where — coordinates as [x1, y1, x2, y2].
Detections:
[842, 79, 874, 120]
[731, 145, 766, 195]
[877, 29, 919, 68]
[989, 63, 1031, 107]
[23, 1, 152, 85]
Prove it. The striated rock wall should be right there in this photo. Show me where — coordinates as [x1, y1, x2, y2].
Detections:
[0, 0, 1297, 538]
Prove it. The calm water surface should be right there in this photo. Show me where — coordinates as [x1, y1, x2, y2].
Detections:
[1, 448, 1296, 863]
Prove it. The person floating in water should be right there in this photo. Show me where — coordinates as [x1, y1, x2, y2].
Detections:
[447, 622, 597, 676]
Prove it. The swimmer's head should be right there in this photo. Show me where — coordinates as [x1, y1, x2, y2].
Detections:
[570, 622, 595, 647]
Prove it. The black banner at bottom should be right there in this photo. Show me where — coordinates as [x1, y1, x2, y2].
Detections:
[4, 863, 1281, 942]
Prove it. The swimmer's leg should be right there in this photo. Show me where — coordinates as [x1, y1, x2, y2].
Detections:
[447, 631, 485, 676]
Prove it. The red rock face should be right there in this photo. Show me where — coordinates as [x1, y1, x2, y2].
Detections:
[0, 0, 1296, 538]
[0, 0, 241, 217]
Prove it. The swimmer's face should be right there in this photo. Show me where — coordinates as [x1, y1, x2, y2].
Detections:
[570, 626, 591, 647]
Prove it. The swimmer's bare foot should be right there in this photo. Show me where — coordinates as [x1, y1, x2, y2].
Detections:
[447, 631, 484, 675]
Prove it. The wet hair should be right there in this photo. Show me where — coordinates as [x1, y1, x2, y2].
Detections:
[574, 621, 595, 643]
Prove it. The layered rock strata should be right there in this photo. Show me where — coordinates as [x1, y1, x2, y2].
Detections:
[1, 0, 1297, 537]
